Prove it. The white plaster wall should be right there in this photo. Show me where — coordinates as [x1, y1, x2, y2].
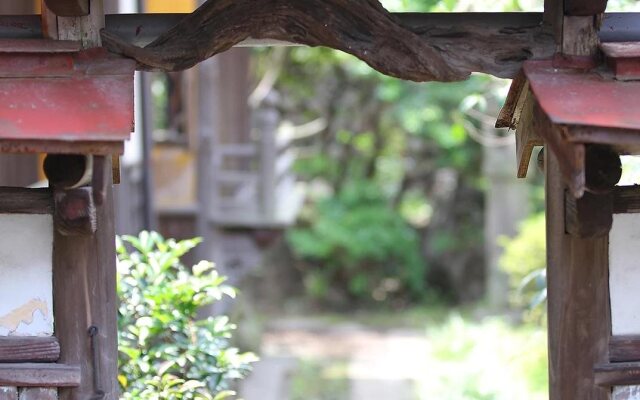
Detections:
[0, 214, 53, 336]
[614, 386, 640, 400]
[610, 213, 640, 335]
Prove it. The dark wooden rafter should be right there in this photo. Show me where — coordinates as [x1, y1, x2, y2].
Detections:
[44, 0, 89, 17]
[100, 0, 555, 82]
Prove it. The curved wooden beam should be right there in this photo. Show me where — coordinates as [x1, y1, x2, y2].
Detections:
[101, 0, 468, 82]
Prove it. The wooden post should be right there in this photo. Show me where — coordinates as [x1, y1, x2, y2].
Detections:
[53, 166, 118, 399]
[40, 1, 119, 399]
[545, 150, 611, 400]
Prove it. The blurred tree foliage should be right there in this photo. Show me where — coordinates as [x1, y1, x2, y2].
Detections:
[499, 213, 547, 321]
[254, 0, 531, 305]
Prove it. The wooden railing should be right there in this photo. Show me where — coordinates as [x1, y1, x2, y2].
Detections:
[210, 103, 303, 228]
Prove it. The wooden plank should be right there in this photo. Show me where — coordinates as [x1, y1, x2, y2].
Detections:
[495, 71, 527, 129]
[611, 336, 640, 362]
[53, 159, 118, 399]
[0, 387, 18, 400]
[545, 150, 611, 400]
[595, 362, 640, 387]
[614, 186, 640, 214]
[0, 364, 79, 387]
[18, 388, 57, 400]
[0, 188, 52, 215]
[0, 337, 60, 363]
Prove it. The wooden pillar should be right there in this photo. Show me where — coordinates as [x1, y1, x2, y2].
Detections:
[53, 166, 118, 399]
[545, 150, 611, 400]
[41, 1, 119, 399]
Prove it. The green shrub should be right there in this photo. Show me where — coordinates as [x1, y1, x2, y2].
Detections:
[287, 180, 425, 303]
[117, 231, 257, 399]
[499, 213, 547, 316]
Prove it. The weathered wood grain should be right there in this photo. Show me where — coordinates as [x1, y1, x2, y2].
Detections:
[0, 188, 53, 215]
[611, 336, 640, 362]
[18, 388, 57, 400]
[0, 337, 60, 363]
[101, 1, 555, 81]
[0, 364, 80, 387]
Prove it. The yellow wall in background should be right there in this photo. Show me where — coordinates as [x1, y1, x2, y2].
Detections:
[145, 0, 196, 13]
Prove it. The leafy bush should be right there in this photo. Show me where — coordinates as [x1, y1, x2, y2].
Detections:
[287, 180, 425, 303]
[117, 231, 257, 399]
[499, 213, 547, 317]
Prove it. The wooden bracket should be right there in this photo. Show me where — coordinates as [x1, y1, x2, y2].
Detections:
[515, 90, 544, 178]
[565, 190, 613, 237]
[53, 187, 96, 236]
[496, 73, 544, 178]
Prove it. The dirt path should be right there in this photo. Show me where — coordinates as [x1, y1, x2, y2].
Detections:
[239, 318, 429, 400]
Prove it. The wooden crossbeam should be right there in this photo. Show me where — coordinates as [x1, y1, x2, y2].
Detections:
[0, 364, 80, 387]
[1, 12, 640, 80]
[0, 337, 60, 363]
